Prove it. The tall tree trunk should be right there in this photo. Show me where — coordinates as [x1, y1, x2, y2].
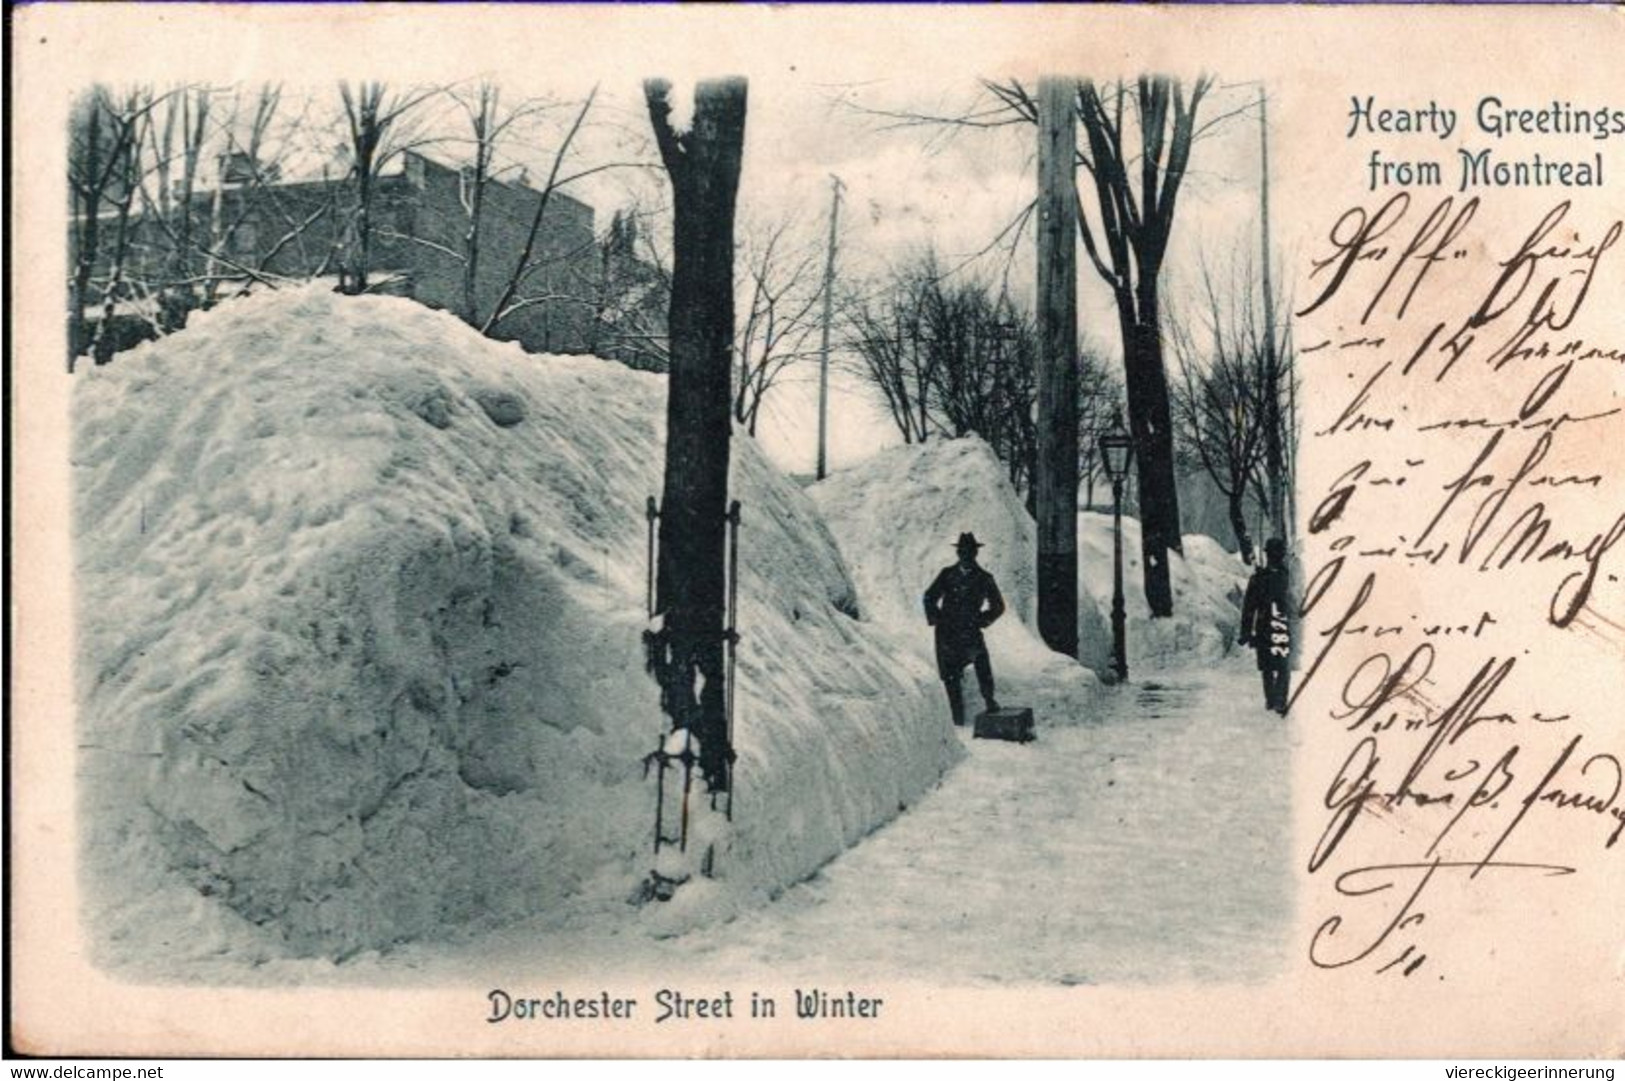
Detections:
[94, 181, 136, 366]
[70, 220, 99, 369]
[69, 98, 107, 371]
[1122, 273, 1181, 617]
[1035, 77, 1079, 658]
[93, 112, 144, 367]
[462, 172, 485, 323]
[354, 169, 373, 293]
[1228, 489, 1255, 565]
[1072, 76, 1209, 619]
[461, 86, 493, 325]
[1122, 321, 1180, 616]
[646, 77, 747, 793]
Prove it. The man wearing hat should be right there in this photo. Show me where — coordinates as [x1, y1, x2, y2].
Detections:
[923, 532, 1007, 727]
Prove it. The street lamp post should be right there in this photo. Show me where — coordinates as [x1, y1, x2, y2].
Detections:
[1099, 419, 1135, 684]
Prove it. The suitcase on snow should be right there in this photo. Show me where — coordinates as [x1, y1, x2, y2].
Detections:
[974, 707, 1035, 743]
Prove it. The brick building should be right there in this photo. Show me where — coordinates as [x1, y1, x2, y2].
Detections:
[70, 151, 618, 363]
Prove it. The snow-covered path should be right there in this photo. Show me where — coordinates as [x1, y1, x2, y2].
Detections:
[659, 658, 1293, 985]
[354, 658, 1292, 988]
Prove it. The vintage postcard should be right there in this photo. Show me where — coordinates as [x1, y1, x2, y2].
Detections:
[8, 2, 1623, 1060]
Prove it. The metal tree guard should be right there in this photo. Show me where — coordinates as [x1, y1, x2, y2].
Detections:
[721, 499, 742, 819]
[642, 495, 743, 897]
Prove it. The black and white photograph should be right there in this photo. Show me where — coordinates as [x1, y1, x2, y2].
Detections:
[63, 60, 1300, 984]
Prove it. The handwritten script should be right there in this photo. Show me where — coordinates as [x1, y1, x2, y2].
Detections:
[1295, 175, 1624, 977]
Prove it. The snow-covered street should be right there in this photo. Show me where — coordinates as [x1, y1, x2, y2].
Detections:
[660, 658, 1292, 985]
[357, 657, 1291, 988]
[666, 659, 1292, 985]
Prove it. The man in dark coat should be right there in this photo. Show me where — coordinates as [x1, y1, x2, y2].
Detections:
[1240, 536, 1294, 715]
[923, 532, 1006, 727]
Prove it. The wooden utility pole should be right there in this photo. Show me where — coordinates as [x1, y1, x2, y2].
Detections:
[1259, 85, 1287, 542]
[816, 175, 842, 481]
[1035, 77, 1080, 659]
[644, 77, 748, 793]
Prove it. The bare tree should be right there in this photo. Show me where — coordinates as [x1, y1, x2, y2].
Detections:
[732, 215, 824, 437]
[1077, 350, 1124, 511]
[202, 86, 286, 299]
[479, 87, 635, 340]
[70, 83, 354, 368]
[844, 266, 936, 446]
[91, 94, 155, 366]
[337, 81, 440, 294]
[140, 85, 212, 333]
[847, 254, 1043, 498]
[340, 83, 647, 346]
[644, 76, 748, 794]
[858, 75, 1233, 615]
[580, 205, 672, 371]
[992, 311, 1040, 503]
[68, 86, 168, 369]
[150, 85, 319, 309]
[1069, 76, 1216, 615]
[366, 81, 610, 338]
[451, 82, 506, 323]
[68, 80, 650, 365]
[437, 82, 579, 330]
[69, 87, 121, 366]
[1169, 253, 1276, 563]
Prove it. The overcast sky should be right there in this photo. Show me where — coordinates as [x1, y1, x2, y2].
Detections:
[619, 72, 1277, 476]
[253, 71, 1272, 476]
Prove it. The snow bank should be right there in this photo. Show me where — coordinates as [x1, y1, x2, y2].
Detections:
[811, 439, 1104, 724]
[811, 439, 1247, 715]
[73, 287, 959, 969]
[1078, 512, 1247, 668]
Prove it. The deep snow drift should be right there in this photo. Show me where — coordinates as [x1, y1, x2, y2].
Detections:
[72, 287, 959, 970]
[1077, 511, 1247, 668]
[812, 439, 1246, 715]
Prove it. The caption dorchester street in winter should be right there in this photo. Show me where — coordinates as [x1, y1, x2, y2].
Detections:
[483, 988, 885, 1023]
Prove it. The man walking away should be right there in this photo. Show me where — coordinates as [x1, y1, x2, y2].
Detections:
[923, 532, 1006, 727]
[1240, 536, 1294, 715]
